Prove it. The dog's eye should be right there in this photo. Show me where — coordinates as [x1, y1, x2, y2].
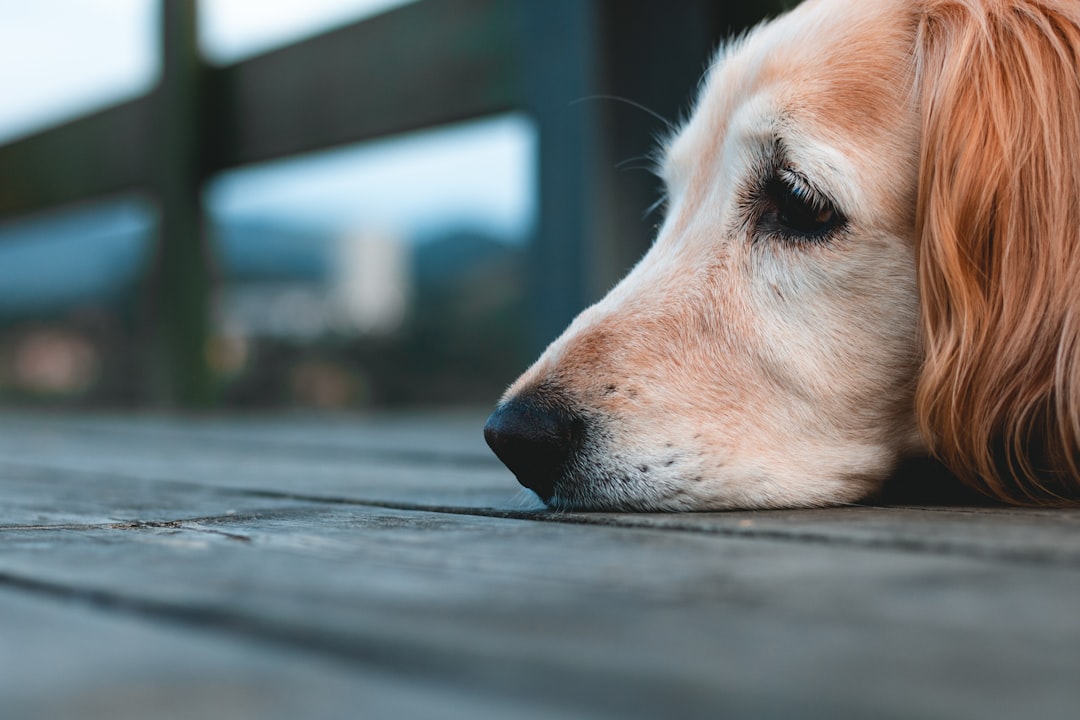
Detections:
[762, 173, 843, 240]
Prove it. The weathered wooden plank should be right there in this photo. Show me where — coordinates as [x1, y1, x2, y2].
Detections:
[0, 438, 519, 511]
[3, 414, 1080, 718]
[5, 413, 1080, 567]
[0, 585, 572, 720]
[0, 462, 317, 528]
[2, 501, 1079, 720]
[0, 412, 520, 509]
[0, 410, 495, 459]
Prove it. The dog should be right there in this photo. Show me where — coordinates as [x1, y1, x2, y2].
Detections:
[484, 0, 1080, 511]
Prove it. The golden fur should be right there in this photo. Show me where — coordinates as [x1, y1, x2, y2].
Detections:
[916, 0, 1080, 504]
[487, 0, 1080, 510]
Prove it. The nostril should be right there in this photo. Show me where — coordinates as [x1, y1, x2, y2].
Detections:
[483, 396, 581, 502]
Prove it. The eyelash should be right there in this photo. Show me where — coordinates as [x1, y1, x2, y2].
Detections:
[780, 171, 826, 211]
[648, 162, 845, 244]
[757, 167, 846, 243]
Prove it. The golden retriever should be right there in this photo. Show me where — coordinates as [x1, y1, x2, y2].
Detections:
[484, 0, 1080, 510]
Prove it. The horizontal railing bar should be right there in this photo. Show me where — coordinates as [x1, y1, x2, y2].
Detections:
[206, 0, 523, 170]
[0, 0, 523, 218]
[0, 100, 151, 217]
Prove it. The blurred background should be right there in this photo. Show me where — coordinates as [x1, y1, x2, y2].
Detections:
[0, 0, 783, 411]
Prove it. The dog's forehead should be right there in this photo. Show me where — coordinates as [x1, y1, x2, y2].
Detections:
[665, 0, 920, 225]
[665, 0, 919, 182]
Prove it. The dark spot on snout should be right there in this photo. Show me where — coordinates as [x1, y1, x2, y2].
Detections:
[483, 392, 584, 503]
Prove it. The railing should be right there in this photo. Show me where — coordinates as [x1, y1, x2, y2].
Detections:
[0, 0, 781, 407]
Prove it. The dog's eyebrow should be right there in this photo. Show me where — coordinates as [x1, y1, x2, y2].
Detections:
[766, 129, 858, 214]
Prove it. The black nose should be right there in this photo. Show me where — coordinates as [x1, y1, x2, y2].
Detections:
[483, 396, 581, 502]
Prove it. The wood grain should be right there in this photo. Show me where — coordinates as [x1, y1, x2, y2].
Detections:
[1, 412, 1078, 719]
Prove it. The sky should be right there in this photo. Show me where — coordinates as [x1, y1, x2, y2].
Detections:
[0, 0, 534, 241]
[198, 0, 418, 63]
[0, 0, 418, 141]
[0, 0, 158, 144]
[206, 114, 536, 242]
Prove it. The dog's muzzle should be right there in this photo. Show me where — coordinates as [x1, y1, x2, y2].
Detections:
[483, 394, 584, 503]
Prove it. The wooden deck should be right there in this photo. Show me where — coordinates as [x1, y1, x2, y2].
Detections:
[2, 411, 1078, 719]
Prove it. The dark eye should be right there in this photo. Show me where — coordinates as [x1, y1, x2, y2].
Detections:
[762, 173, 844, 240]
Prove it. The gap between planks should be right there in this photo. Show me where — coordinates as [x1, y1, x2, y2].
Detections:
[2, 473, 1078, 570]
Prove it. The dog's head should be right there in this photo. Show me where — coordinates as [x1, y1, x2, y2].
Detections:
[485, 0, 1080, 510]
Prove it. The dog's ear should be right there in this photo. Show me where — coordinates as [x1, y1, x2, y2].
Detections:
[914, 0, 1080, 503]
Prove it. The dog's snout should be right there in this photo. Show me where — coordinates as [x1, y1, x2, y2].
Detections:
[483, 396, 581, 502]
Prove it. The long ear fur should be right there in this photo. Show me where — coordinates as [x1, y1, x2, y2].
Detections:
[915, 0, 1080, 503]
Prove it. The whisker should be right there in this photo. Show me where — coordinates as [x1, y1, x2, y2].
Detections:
[510, 488, 545, 511]
[644, 193, 668, 221]
[618, 165, 661, 176]
[615, 154, 656, 171]
[570, 94, 676, 133]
